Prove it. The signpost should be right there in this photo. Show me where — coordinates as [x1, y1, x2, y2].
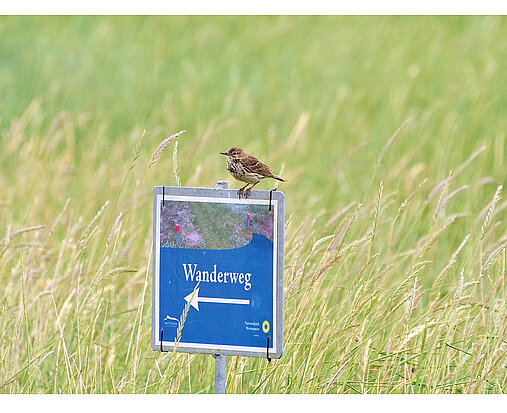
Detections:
[152, 182, 284, 393]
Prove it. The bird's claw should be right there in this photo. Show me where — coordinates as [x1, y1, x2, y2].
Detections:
[237, 188, 244, 199]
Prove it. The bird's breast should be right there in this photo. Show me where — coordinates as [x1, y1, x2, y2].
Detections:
[226, 160, 263, 183]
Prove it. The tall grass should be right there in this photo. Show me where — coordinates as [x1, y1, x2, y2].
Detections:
[0, 16, 505, 393]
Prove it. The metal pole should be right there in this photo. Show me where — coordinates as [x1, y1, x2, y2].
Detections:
[215, 180, 229, 190]
[213, 181, 228, 394]
[213, 354, 227, 394]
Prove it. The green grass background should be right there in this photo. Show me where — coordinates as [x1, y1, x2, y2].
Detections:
[0, 16, 505, 393]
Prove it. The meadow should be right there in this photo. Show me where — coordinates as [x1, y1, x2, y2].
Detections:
[0, 16, 505, 393]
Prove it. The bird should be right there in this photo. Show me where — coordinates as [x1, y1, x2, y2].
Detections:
[220, 147, 286, 198]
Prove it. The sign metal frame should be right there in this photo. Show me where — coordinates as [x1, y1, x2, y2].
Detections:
[152, 185, 285, 359]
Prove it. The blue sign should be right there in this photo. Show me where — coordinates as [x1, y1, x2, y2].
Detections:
[152, 186, 284, 358]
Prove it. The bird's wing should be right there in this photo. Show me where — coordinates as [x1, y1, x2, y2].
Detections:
[242, 154, 273, 177]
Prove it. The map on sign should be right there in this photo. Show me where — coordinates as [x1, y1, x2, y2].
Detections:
[152, 186, 284, 358]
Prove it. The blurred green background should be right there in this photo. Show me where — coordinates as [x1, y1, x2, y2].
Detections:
[1, 16, 505, 197]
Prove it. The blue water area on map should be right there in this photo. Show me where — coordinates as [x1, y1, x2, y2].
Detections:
[159, 233, 273, 348]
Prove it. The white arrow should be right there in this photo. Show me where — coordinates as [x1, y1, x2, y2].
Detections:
[184, 288, 250, 311]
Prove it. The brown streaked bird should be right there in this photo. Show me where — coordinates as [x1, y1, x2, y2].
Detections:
[220, 147, 286, 198]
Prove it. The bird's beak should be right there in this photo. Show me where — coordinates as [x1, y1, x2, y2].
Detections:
[220, 152, 228, 155]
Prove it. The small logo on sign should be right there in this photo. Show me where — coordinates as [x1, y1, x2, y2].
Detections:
[262, 320, 270, 333]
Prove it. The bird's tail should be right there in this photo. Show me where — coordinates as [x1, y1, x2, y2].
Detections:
[272, 175, 286, 182]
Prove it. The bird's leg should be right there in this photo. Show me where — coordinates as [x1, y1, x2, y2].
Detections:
[237, 183, 249, 199]
[245, 182, 259, 198]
